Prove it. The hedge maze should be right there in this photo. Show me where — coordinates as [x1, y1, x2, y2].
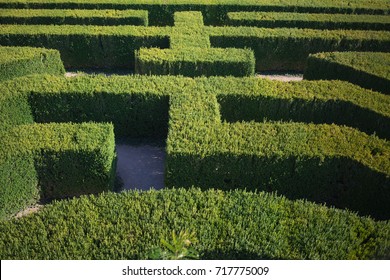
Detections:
[0, 0, 389, 259]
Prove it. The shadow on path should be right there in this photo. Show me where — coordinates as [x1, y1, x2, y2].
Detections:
[116, 142, 165, 191]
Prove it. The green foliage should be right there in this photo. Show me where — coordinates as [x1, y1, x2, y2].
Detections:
[2, 122, 116, 200]
[208, 27, 390, 71]
[0, 188, 388, 260]
[170, 11, 210, 49]
[227, 12, 390, 30]
[0, 46, 65, 82]
[1, 73, 389, 220]
[304, 52, 390, 95]
[174, 11, 204, 28]
[0, 23, 388, 70]
[0, 154, 39, 220]
[149, 230, 199, 260]
[0, 25, 169, 69]
[0, 0, 388, 26]
[166, 86, 390, 220]
[138, 11, 256, 77]
[0, 9, 149, 26]
[24, 74, 170, 138]
[207, 77, 390, 139]
[135, 47, 255, 77]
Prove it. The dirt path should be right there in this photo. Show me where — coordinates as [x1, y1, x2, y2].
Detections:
[116, 144, 165, 191]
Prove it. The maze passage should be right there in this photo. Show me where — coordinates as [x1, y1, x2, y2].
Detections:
[0, 0, 389, 260]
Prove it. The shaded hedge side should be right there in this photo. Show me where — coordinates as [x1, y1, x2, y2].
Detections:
[166, 84, 390, 220]
[304, 52, 390, 95]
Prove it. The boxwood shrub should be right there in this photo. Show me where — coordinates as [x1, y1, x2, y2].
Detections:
[304, 52, 390, 95]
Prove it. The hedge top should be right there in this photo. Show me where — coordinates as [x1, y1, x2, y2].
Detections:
[0, 8, 148, 18]
[0, 0, 389, 11]
[0, 122, 115, 160]
[0, 188, 388, 259]
[309, 52, 390, 80]
[1, 24, 389, 41]
[0, 45, 59, 64]
[227, 11, 390, 24]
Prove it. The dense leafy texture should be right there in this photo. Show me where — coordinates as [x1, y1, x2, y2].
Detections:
[304, 52, 390, 95]
[208, 27, 390, 71]
[208, 77, 390, 139]
[227, 12, 390, 30]
[0, 46, 64, 82]
[0, 188, 389, 260]
[0, 25, 169, 69]
[166, 84, 390, 220]
[0, 23, 388, 70]
[0, 0, 388, 26]
[135, 47, 255, 77]
[135, 12, 255, 77]
[0, 9, 149, 25]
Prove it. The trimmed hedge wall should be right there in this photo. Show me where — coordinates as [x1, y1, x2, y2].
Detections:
[227, 12, 390, 30]
[166, 83, 390, 220]
[0, 9, 149, 26]
[1, 73, 389, 220]
[208, 27, 390, 71]
[0, 153, 39, 221]
[170, 11, 210, 48]
[1, 23, 389, 70]
[8, 74, 171, 138]
[0, 188, 389, 259]
[0, 46, 64, 82]
[2, 122, 116, 201]
[304, 52, 390, 95]
[207, 77, 390, 140]
[0, 0, 389, 26]
[0, 47, 63, 219]
[136, 12, 255, 77]
[135, 47, 255, 77]
[0, 25, 169, 69]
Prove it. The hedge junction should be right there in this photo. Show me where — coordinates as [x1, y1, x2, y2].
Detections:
[0, 0, 389, 260]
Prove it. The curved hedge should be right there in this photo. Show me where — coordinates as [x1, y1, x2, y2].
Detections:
[0, 188, 388, 260]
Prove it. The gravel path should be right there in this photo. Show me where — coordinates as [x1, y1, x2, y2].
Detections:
[116, 144, 165, 191]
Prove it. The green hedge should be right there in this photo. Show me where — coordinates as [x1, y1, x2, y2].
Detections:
[135, 47, 255, 77]
[0, 46, 64, 82]
[0, 153, 39, 221]
[1, 24, 388, 70]
[2, 122, 116, 201]
[170, 11, 210, 48]
[0, 0, 388, 26]
[0, 188, 389, 259]
[206, 77, 390, 140]
[166, 85, 390, 220]
[0, 25, 169, 69]
[227, 12, 390, 30]
[304, 52, 390, 95]
[25, 74, 170, 138]
[136, 12, 255, 77]
[208, 27, 390, 71]
[0, 9, 149, 26]
[0, 74, 37, 220]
